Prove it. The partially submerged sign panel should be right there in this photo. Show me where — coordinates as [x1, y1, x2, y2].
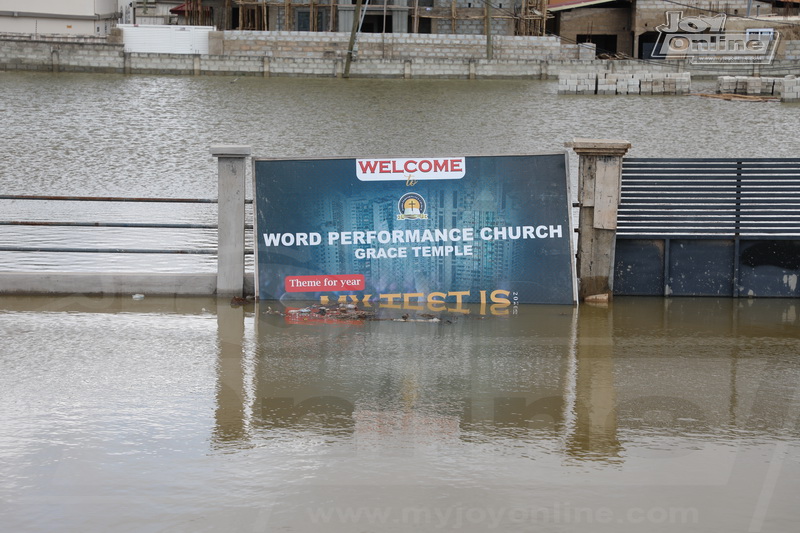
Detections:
[253, 154, 575, 304]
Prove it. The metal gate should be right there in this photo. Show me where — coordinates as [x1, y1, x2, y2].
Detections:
[614, 158, 800, 297]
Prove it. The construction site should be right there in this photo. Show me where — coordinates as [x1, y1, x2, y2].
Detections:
[168, 0, 548, 36]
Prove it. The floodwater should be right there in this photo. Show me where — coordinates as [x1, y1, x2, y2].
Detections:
[1, 296, 798, 532]
[1, 72, 800, 532]
[1, 71, 800, 270]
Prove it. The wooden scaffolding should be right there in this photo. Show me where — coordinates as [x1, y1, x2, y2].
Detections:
[234, 0, 337, 31]
[222, 1, 548, 36]
[183, 0, 215, 26]
[516, 0, 548, 37]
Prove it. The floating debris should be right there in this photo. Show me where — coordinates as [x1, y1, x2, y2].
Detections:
[230, 295, 254, 307]
[695, 93, 779, 102]
[132, 294, 145, 300]
[273, 304, 459, 325]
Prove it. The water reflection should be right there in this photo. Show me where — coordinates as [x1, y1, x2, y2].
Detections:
[211, 297, 799, 463]
[570, 304, 622, 461]
[2, 295, 798, 531]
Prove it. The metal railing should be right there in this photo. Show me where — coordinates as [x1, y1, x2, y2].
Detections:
[0, 194, 254, 255]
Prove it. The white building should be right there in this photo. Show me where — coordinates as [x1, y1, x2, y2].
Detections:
[0, 0, 120, 36]
[119, 1, 185, 26]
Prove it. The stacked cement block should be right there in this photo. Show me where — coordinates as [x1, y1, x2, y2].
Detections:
[716, 75, 800, 101]
[558, 71, 690, 95]
[558, 72, 599, 94]
[783, 77, 800, 103]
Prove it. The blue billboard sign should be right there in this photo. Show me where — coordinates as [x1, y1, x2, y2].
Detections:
[253, 154, 575, 305]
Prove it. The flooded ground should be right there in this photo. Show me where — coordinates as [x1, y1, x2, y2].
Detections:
[2, 72, 800, 271]
[1, 71, 799, 532]
[1, 296, 798, 532]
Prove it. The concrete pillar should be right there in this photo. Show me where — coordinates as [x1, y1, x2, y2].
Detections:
[208, 31, 224, 55]
[51, 48, 60, 73]
[211, 145, 251, 296]
[568, 138, 631, 301]
[339, 6, 355, 33]
[392, 9, 409, 33]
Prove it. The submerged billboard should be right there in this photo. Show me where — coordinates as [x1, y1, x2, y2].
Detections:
[253, 154, 575, 305]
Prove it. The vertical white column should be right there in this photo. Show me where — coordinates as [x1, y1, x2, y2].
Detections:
[568, 139, 631, 301]
[211, 145, 251, 296]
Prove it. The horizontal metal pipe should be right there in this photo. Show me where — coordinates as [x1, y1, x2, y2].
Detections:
[0, 221, 255, 230]
[0, 221, 218, 229]
[0, 247, 217, 254]
[0, 195, 219, 203]
[0, 247, 255, 255]
[0, 195, 254, 205]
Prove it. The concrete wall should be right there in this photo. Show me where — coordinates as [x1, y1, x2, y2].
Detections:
[786, 40, 800, 61]
[1, 30, 597, 78]
[0, 33, 123, 73]
[217, 31, 589, 62]
[1, 31, 798, 79]
[558, 8, 634, 57]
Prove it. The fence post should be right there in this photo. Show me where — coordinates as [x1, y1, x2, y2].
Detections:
[211, 145, 251, 296]
[568, 138, 631, 302]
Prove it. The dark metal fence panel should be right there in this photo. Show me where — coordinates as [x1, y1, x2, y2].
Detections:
[618, 158, 800, 237]
[615, 158, 800, 297]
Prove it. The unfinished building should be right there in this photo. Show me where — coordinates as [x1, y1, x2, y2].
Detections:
[171, 0, 549, 36]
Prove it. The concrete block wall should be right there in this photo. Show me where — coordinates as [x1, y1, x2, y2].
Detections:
[449, 1, 512, 36]
[559, 71, 691, 95]
[1, 31, 796, 80]
[0, 36, 123, 73]
[57, 44, 124, 73]
[202, 55, 267, 75]
[783, 41, 800, 61]
[0, 38, 54, 70]
[128, 53, 195, 76]
[269, 57, 342, 77]
[220, 31, 588, 62]
[0, 32, 109, 44]
[474, 59, 542, 79]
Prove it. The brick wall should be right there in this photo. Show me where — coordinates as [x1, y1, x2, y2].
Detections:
[219, 31, 587, 62]
[1, 31, 797, 79]
[785, 40, 800, 61]
[0, 34, 124, 73]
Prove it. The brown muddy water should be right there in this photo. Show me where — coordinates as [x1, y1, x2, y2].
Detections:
[2, 72, 800, 271]
[1, 71, 799, 532]
[0, 295, 798, 532]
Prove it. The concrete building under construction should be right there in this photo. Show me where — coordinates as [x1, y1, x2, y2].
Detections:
[166, 0, 549, 36]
